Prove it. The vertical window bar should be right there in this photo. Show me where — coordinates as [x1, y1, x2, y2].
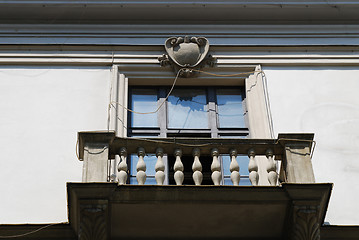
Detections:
[158, 88, 167, 138]
[207, 87, 218, 138]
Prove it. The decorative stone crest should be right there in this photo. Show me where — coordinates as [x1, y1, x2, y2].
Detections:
[158, 36, 216, 77]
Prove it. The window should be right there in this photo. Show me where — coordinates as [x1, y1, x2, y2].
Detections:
[129, 87, 248, 137]
[127, 86, 251, 185]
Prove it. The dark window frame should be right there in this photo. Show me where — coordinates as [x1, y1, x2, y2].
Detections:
[128, 86, 249, 138]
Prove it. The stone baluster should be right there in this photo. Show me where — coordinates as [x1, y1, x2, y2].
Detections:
[117, 147, 128, 185]
[136, 147, 146, 185]
[266, 149, 277, 186]
[173, 149, 184, 185]
[110, 156, 118, 182]
[155, 148, 165, 185]
[192, 148, 203, 185]
[248, 149, 259, 186]
[211, 148, 221, 185]
[229, 149, 240, 186]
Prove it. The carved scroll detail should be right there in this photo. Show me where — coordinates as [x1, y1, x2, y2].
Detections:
[292, 205, 320, 240]
[79, 204, 108, 240]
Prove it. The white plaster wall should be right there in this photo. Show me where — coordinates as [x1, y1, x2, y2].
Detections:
[264, 66, 359, 225]
[0, 66, 111, 223]
[1, 64, 358, 225]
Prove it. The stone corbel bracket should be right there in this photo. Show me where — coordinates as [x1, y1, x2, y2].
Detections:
[158, 36, 216, 78]
[79, 200, 109, 240]
[291, 202, 321, 240]
[283, 183, 332, 240]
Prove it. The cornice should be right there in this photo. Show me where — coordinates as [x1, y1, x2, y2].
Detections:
[1, 47, 359, 67]
[1, 24, 359, 46]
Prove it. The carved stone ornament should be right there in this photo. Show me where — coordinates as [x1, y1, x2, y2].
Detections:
[292, 205, 320, 240]
[158, 36, 216, 77]
[79, 203, 108, 240]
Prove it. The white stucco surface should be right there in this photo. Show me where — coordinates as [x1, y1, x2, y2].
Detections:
[1, 65, 358, 225]
[0, 66, 111, 223]
[264, 66, 359, 225]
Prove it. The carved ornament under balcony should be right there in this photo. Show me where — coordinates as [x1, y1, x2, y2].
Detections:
[79, 202, 108, 240]
[158, 36, 216, 77]
[292, 204, 320, 240]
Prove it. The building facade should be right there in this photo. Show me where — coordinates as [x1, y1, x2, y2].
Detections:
[1, 1, 359, 239]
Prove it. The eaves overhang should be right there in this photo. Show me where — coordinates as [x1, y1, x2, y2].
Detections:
[1, 0, 359, 24]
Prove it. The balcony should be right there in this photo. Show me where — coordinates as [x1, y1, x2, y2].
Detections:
[69, 131, 332, 240]
[77, 131, 317, 185]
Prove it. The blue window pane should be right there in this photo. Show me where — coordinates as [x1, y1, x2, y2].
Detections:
[130, 135, 159, 138]
[218, 135, 247, 139]
[239, 177, 252, 186]
[168, 89, 208, 129]
[130, 154, 157, 176]
[222, 155, 231, 176]
[221, 155, 249, 176]
[131, 89, 157, 127]
[130, 176, 137, 184]
[238, 156, 250, 176]
[223, 177, 252, 186]
[130, 176, 157, 185]
[223, 177, 233, 186]
[217, 89, 245, 128]
[145, 177, 157, 185]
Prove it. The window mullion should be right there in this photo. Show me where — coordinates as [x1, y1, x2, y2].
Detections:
[207, 87, 218, 138]
[158, 88, 169, 184]
[158, 88, 167, 138]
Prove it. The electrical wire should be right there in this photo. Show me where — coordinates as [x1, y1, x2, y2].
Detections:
[276, 138, 317, 159]
[75, 137, 80, 160]
[107, 62, 116, 131]
[75, 135, 316, 162]
[191, 69, 257, 77]
[259, 69, 275, 139]
[122, 137, 316, 155]
[0, 222, 67, 238]
[110, 67, 184, 115]
[109, 68, 261, 116]
[75, 137, 109, 161]
[84, 146, 109, 155]
[100, 67, 317, 160]
[131, 137, 213, 147]
[86, 67, 317, 161]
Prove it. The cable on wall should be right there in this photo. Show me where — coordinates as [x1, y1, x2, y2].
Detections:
[85, 67, 281, 160]
[110, 67, 184, 115]
[110, 68, 259, 116]
[105, 67, 318, 158]
[107, 60, 116, 132]
[259, 68, 275, 139]
[190, 69, 257, 77]
[0, 222, 67, 238]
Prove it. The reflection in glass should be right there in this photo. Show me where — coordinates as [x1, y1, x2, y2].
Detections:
[168, 89, 208, 129]
[131, 89, 157, 127]
[218, 135, 247, 139]
[222, 155, 250, 176]
[222, 154, 250, 186]
[130, 154, 157, 176]
[224, 177, 251, 186]
[217, 89, 245, 128]
[130, 177, 157, 185]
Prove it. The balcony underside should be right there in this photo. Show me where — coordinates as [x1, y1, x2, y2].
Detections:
[68, 183, 332, 240]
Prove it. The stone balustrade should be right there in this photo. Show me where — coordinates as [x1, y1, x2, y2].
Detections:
[78, 132, 316, 185]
